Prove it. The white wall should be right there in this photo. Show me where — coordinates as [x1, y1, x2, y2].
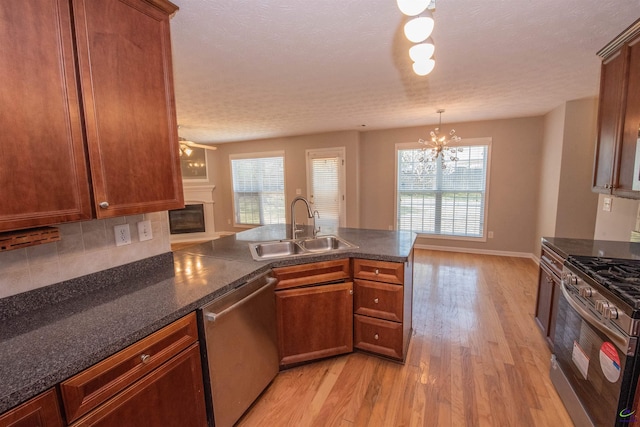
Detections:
[594, 194, 640, 241]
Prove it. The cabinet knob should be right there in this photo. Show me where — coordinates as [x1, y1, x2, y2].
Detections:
[374, 333, 379, 340]
[140, 354, 151, 364]
[99, 201, 109, 209]
[374, 298, 379, 304]
[374, 269, 379, 275]
[349, 289, 353, 295]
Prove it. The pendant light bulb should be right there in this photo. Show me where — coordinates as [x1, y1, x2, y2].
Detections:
[412, 59, 435, 76]
[396, 0, 429, 16]
[403, 13, 435, 43]
[409, 40, 435, 62]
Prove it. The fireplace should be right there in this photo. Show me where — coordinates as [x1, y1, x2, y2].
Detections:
[168, 204, 206, 234]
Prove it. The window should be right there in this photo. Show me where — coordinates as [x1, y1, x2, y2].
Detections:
[396, 138, 491, 239]
[230, 152, 285, 226]
[306, 148, 346, 232]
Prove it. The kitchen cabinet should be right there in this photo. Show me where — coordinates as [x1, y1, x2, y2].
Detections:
[60, 313, 206, 427]
[0, 389, 63, 427]
[273, 259, 353, 367]
[0, 0, 183, 233]
[593, 19, 640, 197]
[534, 243, 564, 349]
[353, 254, 413, 361]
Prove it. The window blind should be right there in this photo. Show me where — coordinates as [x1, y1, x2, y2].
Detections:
[309, 156, 340, 231]
[397, 145, 488, 238]
[231, 156, 285, 225]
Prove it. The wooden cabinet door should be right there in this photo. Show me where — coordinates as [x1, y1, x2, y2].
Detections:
[0, 0, 92, 232]
[616, 37, 640, 195]
[0, 389, 63, 427]
[70, 343, 207, 427]
[72, 0, 184, 218]
[593, 50, 627, 193]
[276, 282, 353, 367]
[534, 265, 554, 340]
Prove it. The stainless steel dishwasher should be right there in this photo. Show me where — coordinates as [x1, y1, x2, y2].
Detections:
[200, 272, 279, 427]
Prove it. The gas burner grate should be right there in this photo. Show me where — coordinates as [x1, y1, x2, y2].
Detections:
[568, 256, 640, 308]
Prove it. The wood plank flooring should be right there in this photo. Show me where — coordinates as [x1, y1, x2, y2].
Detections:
[237, 250, 573, 426]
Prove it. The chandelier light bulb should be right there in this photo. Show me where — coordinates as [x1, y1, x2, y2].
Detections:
[412, 59, 435, 76]
[396, 0, 429, 16]
[409, 40, 435, 62]
[403, 14, 434, 43]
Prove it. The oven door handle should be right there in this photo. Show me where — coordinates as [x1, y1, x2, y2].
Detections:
[560, 281, 630, 352]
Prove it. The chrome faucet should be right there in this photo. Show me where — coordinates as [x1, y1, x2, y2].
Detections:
[290, 196, 314, 238]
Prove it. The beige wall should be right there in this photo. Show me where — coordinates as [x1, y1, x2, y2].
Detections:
[555, 98, 599, 238]
[210, 131, 361, 232]
[360, 117, 544, 254]
[533, 98, 599, 255]
[594, 194, 640, 240]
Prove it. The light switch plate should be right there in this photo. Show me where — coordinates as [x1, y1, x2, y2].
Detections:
[114, 224, 131, 246]
[137, 220, 153, 241]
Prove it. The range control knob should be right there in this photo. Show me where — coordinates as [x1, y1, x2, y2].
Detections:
[595, 300, 610, 314]
[579, 287, 593, 298]
[605, 307, 619, 320]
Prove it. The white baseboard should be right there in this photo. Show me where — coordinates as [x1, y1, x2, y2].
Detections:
[414, 243, 537, 262]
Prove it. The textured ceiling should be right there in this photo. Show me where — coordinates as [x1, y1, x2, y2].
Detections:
[169, 0, 640, 144]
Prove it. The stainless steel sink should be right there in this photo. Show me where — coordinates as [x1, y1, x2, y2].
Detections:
[298, 235, 356, 252]
[250, 240, 305, 259]
[248, 235, 357, 261]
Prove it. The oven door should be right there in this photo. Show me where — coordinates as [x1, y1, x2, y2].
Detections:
[552, 281, 638, 426]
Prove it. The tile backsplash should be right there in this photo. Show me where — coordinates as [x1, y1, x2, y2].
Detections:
[0, 212, 171, 299]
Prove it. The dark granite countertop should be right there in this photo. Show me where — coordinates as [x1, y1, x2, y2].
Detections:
[0, 226, 415, 414]
[543, 237, 640, 261]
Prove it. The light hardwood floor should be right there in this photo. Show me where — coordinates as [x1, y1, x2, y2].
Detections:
[237, 249, 573, 426]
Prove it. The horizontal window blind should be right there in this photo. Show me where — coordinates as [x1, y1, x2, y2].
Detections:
[310, 156, 340, 231]
[231, 155, 285, 225]
[397, 145, 488, 238]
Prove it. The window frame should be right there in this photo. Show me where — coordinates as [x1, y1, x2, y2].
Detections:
[229, 150, 286, 229]
[394, 137, 492, 241]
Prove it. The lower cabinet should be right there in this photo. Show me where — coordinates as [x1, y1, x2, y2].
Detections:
[60, 313, 207, 427]
[0, 389, 64, 427]
[535, 244, 564, 349]
[273, 259, 353, 367]
[353, 256, 413, 361]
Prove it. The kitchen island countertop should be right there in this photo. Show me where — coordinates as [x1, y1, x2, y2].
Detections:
[543, 237, 640, 260]
[0, 225, 415, 414]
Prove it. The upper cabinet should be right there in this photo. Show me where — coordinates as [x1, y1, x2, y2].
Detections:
[0, 0, 184, 233]
[593, 19, 640, 197]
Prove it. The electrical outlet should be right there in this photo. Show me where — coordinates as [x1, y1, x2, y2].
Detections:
[603, 197, 612, 212]
[114, 224, 131, 246]
[488, 231, 494, 239]
[137, 220, 153, 241]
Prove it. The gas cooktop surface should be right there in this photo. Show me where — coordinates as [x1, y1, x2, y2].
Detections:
[568, 255, 640, 309]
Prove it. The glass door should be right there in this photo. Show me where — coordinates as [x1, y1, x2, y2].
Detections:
[306, 148, 346, 233]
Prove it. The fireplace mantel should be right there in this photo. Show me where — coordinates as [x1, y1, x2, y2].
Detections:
[169, 185, 223, 244]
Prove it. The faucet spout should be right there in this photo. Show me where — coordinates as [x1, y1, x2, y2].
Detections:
[290, 196, 314, 238]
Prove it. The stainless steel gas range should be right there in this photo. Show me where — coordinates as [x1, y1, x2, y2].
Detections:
[552, 255, 640, 426]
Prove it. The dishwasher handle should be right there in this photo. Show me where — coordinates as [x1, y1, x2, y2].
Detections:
[204, 276, 277, 323]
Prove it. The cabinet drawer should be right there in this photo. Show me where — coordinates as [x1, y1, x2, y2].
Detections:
[273, 258, 350, 290]
[540, 245, 564, 278]
[354, 280, 403, 322]
[353, 259, 403, 285]
[60, 313, 198, 423]
[0, 388, 63, 427]
[354, 314, 403, 360]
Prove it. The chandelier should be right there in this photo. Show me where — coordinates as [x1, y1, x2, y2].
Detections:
[396, 0, 436, 76]
[418, 109, 462, 169]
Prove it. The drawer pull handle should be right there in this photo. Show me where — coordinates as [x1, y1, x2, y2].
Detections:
[374, 298, 379, 304]
[140, 354, 151, 364]
[374, 333, 379, 340]
[374, 269, 379, 275]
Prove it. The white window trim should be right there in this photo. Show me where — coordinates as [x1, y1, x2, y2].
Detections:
[305, 147, 347, 228]
[394, 137, 492, 241]
[229, 150, 286, 229]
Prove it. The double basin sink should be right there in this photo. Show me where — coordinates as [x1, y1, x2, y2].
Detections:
[249, 235, 358, 261]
